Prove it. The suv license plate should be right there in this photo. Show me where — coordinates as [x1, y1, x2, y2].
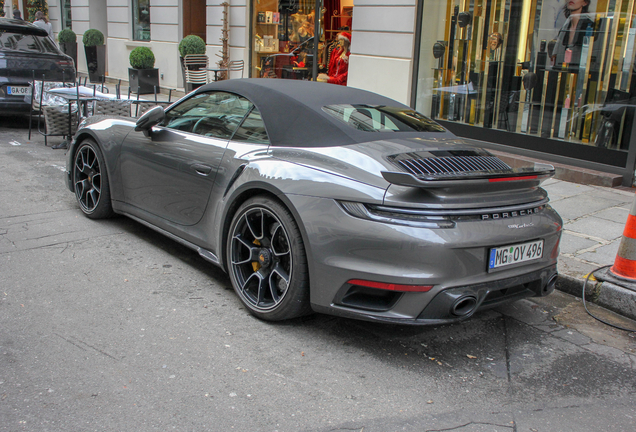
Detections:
[489, 239, 543, 269]
[7, 86, 31, 96]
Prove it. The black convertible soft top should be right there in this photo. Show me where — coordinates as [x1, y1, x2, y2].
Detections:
[193, 79, 442, 147]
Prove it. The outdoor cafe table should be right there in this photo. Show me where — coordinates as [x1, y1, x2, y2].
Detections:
[203, 67, 228, 82]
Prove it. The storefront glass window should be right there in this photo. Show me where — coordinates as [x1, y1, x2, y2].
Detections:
[415, 0, 636, 152]
[249, 0, 350, 80]
[133, 0, 150, 41]
[60, 0, 72, 29]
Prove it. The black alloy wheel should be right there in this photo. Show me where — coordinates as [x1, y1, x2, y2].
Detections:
[73, 139, 114, 219]
[227, 196, 310, 321]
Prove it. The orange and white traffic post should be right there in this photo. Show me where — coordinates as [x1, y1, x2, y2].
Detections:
[610, 194, 636, 281]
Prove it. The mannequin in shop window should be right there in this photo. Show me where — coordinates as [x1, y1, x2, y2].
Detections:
[550, 0, 593, 69]
[318, 31, 350, 86]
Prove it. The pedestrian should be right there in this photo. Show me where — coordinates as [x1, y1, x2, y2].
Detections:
[12, 9, 23, 21]
[32, 11, 54, 40]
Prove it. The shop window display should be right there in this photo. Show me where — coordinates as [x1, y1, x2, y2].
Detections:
[416, 0, 636, 153]
[250, 0, 350, 81]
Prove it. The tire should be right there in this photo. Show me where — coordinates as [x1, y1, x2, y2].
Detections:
[227, 196, 311, 321]
[72, 138, 114, 219]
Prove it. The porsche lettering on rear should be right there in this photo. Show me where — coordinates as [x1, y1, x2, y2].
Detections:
[482, 207, 541, 220]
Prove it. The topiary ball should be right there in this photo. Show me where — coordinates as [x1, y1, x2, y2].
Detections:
[178, 35, 206, 57]
[129, 46, 155, 69]
[83, 29, 104, 47]
[58, 28, 77, 44]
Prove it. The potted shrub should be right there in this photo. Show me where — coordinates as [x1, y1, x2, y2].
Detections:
[58, 29, 77, 68]
[83, 29, 105, 83]
[128, 47, 159, 94]
[178, 35, 206, 90]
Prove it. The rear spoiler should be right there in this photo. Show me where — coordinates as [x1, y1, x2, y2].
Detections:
[381, 165, 555, 189]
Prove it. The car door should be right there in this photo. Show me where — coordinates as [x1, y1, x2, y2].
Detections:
[119, 91, 253, 226]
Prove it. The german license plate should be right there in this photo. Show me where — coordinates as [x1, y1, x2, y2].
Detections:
[489, 239, 543, 269]
[7, 86, 31, 96]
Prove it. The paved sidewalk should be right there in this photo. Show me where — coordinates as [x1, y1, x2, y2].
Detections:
[543, 178, 636, 321]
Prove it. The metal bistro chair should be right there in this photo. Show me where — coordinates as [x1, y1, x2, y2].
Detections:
[227, 60, 245, 79]
[184, 54, 210, 91]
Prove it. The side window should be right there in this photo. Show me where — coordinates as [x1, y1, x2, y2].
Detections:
[163, 91, 253, 139]
[232, 107, 269, 144]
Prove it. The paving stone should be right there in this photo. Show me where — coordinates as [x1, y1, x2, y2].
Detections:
[557, 256, 599, 279]
[582, 342, 634, 368]
[577, 242, 620, 266]
[588, 185, 635, 202]
[550, 195, 629, 221]
[559, 231, 599, 255]
[594, 206, 630, 224]
[552, 328, 592, 345]
[543, 181, 594, 198]
[565, 216, 626, 242]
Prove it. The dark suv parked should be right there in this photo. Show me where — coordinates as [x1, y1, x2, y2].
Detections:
[0, 18, 76, 114]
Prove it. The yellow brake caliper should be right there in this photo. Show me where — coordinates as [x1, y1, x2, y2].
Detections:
[252, 239, 262, 272]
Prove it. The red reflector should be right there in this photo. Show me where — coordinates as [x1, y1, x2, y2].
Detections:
[348, 279, 433, 292]
[489, 175, 538, 182]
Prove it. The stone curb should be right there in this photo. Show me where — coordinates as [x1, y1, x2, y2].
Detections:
[555, 274, 636, 322]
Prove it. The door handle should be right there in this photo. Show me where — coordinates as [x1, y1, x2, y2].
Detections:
[191, 163, 212, 176]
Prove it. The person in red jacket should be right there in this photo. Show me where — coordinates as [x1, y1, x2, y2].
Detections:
[318, 32, 351, 86]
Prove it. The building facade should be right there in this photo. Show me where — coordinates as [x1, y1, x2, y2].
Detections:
[10, 0, 636, 185]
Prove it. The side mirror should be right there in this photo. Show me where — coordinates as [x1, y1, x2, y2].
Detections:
[135, 106, 165, 136]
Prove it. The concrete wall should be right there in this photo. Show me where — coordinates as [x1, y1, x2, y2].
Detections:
[347, 0, 417, 105]
[48, 3, 61, 40]
[106, 0, 181, 89]
[70, 0, 108, 76]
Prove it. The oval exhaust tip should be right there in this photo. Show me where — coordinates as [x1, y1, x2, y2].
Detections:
[451, 296, 478, 317]
[543, 274, 558, 295]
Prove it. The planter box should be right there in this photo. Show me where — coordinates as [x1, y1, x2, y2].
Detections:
[60, 42, 77, 70]
[85, 45, 106, 83]
[129, 68, 160, 95]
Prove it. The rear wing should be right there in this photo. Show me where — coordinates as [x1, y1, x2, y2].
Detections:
[381, 165, 555, 189]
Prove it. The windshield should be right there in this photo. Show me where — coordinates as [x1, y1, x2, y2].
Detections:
[0, 31, 59, 54]
[323, 104, 446, 133]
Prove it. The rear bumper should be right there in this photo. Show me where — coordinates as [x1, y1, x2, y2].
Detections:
[285, 194, 562, 325]
[312, 265, 558, 325]
[0, 99, 32, 114]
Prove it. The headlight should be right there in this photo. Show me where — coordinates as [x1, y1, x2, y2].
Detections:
[338, 201, 455, 228]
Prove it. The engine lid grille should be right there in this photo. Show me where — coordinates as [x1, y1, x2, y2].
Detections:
[389, 153, 512, 178]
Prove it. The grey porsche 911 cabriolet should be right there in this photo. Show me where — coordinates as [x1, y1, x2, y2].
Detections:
[66, 79, 562, 325]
